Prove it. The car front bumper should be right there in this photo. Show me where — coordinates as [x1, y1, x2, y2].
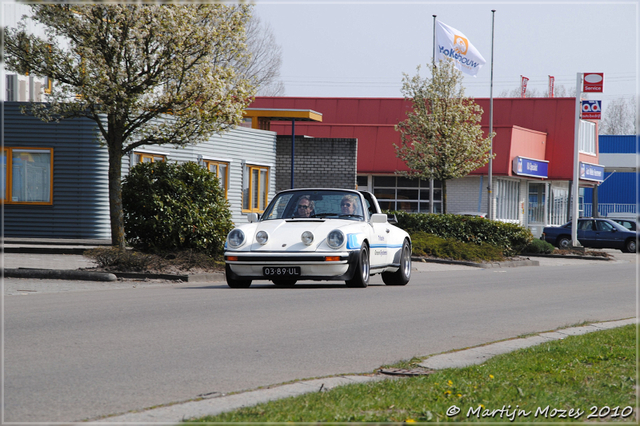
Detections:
[224, 251, 359, 281]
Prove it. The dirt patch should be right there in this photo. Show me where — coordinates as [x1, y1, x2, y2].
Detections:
[82, 248, 224, 275]
[552, 249, 612, 258]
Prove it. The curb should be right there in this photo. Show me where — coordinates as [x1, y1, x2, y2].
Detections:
[522, 253, 613, 261]
[412, 256, 539, 268]
[3, 246, 92, 255]
[113, 271, 225, 282]
[4, 268, 117, 282]
[419, 317, 636, 370]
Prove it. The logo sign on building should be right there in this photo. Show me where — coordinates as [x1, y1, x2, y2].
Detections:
[579, 162, 605, 182]
[583, 73, 604, 92]
[513, 156, 548, 179]
[581, 100, 602, 119]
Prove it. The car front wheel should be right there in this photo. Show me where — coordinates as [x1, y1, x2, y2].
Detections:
[346, 243, 369, 288]
[382, 239, 411, 286]
[623, 238, 637, 253]
[556, 235, 571, 249]
[225, 264, 252, 288]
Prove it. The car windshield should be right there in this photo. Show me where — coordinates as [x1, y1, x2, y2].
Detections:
[261, 190, 365, 221]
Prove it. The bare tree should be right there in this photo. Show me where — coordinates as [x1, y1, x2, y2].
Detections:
[241, 14, 285, 96]
[600, 97, 637, 135]
[499, 83, 576, 98]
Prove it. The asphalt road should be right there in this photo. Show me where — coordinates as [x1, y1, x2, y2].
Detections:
[4, 255, 636, 422]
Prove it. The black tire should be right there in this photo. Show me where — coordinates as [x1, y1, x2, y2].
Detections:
[556, 235, 571, 249]
[382, 239, 411, 286]
[272, 280, 297, 287]
[225, 264, 252, 288]
[346, 243, 370, 288]
[623, 238, 637, 253]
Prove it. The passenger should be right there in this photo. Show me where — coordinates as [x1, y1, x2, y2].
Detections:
[295, 196, 315, 218]
[340, 194, 358, 216]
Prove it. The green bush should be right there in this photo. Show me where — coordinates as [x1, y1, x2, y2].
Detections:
[389, 211, 533, 256]
[411, 231, 504, 262]
[523, 238, 556, 254]
[122, 161, 233, 256]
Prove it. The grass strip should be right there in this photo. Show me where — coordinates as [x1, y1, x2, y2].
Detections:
[189, 324, 636, 423]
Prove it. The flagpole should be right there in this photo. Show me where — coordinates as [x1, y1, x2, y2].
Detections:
[432, 15, 436, 66]
[488, 10, 495, 220]
[431, 15, 436, 213]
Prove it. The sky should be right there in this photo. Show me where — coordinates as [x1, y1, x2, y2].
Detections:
[253, 0, 639, 110]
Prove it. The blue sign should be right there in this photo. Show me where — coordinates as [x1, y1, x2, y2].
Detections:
[513, 157, 548, 179]
[580, 162, 605, 182]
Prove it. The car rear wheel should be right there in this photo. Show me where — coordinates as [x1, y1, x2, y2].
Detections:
[556, 235, 571, 249]
[623, 238, 637, 253]
[272, 280, 297, 287]
[225, 264, 252, 288]
[346, 243, 369, 288]
[382, 239, 411, 286]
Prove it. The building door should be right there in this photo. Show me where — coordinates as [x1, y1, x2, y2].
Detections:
[528, 182, 546, 224]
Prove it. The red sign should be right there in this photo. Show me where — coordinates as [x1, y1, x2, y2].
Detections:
[520, 76, 529, 98]
[583, 73, 604, 92]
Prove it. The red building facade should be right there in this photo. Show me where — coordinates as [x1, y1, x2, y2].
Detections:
[250, 97, 602, 236]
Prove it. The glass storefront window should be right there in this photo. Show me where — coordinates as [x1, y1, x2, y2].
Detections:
[528, 183, 546, 224]
[371, 175, 442, 213]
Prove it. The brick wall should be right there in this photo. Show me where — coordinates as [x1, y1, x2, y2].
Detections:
[276, 136, 357, 193]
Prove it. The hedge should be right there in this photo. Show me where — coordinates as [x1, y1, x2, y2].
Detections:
[388, 211, 534, 256]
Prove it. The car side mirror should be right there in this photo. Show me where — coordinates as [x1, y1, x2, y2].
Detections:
[247, 213, 259, 223]
[386, 214, 398, 224]
[370, 213, 388, 224]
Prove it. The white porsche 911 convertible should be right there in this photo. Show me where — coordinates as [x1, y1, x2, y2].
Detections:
[224, 188, 412, 288]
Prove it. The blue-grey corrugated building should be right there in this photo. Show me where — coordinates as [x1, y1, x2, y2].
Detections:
[3, 102, 277, 239]
[583, 135, 638, 217]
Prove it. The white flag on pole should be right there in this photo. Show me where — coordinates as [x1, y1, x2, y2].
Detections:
[435, 20, 486, 77]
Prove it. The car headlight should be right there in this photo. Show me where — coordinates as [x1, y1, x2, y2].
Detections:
[256, 230, 269, 245]
[301, 231, 314, 245]
[227, 229, 246, 248]
[327, 230, 345, 249]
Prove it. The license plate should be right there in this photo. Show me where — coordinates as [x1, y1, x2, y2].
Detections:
[263, 266, 301, 277]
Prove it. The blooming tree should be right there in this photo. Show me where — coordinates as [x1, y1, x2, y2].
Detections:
[395, 60, 494, 213]
[4, 4, 256, 248]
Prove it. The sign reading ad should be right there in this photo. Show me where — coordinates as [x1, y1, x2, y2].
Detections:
[581, 100, 602, 119]
[579, 162, 605, 182]
[513, 157, 548, 179]
[583, 73, 604, 92]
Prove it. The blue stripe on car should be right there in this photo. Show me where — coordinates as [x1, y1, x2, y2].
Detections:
[347, 233, 364, 250]
[347, 233, 403, 250]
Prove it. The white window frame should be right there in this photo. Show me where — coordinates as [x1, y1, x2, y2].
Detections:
[579, 120, 596, 155]
[495, 179, 520, 221]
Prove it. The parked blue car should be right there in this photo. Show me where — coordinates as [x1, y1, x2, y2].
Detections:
[541, 218, 638, 253]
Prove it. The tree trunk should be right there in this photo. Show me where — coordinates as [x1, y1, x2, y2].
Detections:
[107, 130, 125, 250]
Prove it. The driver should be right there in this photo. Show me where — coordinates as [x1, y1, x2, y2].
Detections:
[295, 195, 315, 217]
[340, 194, 358, 215]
